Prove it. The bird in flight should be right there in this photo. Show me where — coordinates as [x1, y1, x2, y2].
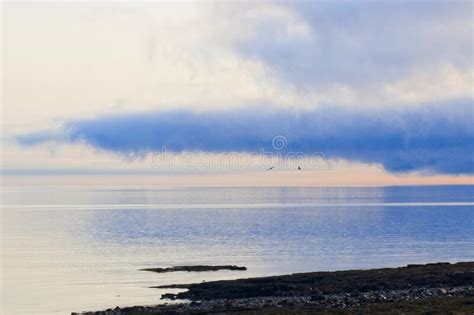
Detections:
[266, 166, 275, 171]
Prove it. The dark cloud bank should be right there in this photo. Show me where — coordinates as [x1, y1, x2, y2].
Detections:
[18, 100, 473, 175]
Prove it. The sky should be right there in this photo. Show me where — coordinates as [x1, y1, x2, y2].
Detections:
[1, 1, 473, 185]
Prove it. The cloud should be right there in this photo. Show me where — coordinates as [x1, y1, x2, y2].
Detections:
[235, 1, 472, 87]
[5, 2, 473, 177]
[17, 99, 474, 175]
[4, 2, 472, 136]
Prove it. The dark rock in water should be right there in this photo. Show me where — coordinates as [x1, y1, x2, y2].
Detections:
[141, 265, 247, 273]
[152, 284, 189, 289]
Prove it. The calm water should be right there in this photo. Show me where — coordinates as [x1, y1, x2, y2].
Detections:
[1, 184, 473, 314]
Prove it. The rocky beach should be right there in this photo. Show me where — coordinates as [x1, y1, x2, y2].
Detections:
[75, 261, 474, 314]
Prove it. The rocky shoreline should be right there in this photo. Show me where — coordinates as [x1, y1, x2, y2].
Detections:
[75, 262, 474, 314]
[142, 265, 247, 273]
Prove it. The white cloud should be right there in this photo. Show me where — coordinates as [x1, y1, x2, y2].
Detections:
[3, 2, 472, 135]
[1, 1, 472, 177]
[382, 64, 473, 105]
[294, 64, 473, 109]
[2, 2, 315, 134]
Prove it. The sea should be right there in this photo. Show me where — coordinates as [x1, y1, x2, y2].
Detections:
[1, 183, 473, 314]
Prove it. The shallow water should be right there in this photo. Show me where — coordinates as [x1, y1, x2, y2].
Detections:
[1, 184, 473, 314]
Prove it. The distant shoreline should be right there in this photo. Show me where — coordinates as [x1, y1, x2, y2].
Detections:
[75, 261, 474, 314]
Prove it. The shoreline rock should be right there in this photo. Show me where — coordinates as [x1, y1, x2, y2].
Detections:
[156, 261, 474, 301]
[74, 287, 474, 314]
[141, 265, 247, 273]
[75, 261, 474, 314]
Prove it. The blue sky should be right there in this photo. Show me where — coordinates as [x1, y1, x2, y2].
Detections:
[2, 1, 473, 182]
